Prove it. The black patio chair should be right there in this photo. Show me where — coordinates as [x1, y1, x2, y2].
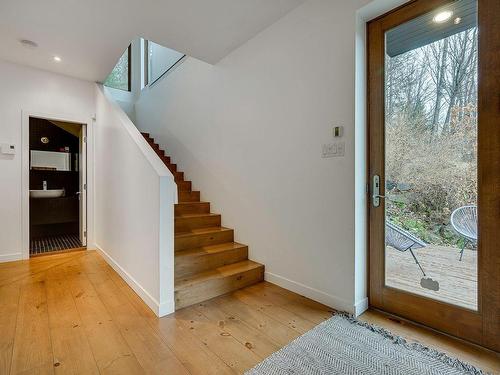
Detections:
[386, 221, 427, 276]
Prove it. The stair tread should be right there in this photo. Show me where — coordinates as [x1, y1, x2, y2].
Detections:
[176, 201, 209, 206]
[175, 260, 263, 290]
[175, 213, 220, 219]
[175, 226, 232, 238]
[175, 242, 247, 258]
[175, 201, 210, 207]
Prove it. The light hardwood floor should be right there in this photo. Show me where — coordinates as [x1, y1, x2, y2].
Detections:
[0, 250, 498, 374]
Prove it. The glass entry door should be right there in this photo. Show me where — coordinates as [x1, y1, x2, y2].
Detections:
[368, 0, 499, 351]
[384, 0, 478, 310]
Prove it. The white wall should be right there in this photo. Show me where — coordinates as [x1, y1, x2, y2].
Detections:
[135, 0, 373, 313]
[352, 0, 410, 316]
[0, 60, 95, 262]
[94, 85, 177, 316]
[0, 58, 177, 316]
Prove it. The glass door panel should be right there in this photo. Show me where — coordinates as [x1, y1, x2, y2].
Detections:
[383, 0, 478, 310]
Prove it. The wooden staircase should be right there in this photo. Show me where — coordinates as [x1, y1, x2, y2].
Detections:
[141, 133, 264, 309]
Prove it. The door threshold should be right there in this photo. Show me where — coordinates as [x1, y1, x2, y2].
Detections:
[367, 307, 498, 355]
[30, 247, 87, 258]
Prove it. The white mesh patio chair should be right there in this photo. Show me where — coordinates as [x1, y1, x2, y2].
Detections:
[386, 221, 427, 276]
[451, 205, 477, 261]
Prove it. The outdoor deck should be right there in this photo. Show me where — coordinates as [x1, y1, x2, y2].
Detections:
[386, 244, 477, 310]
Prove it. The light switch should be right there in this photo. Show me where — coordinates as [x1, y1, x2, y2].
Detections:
[322, 143, 335, 158]
[322, 142, 345, 158]
[1, 143, 16, 155]
[337, 141, 345, 156]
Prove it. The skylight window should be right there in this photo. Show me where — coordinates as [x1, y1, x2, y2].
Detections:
[145, 41, 184, 86]
[104, 45, 131, 91]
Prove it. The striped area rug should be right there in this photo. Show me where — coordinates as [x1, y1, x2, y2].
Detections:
[246, 313, 485, 375]
[30, 234, 82, 255]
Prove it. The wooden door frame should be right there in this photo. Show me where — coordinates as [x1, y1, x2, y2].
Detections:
[367, 0, 499, 351]
[79, 125, 88, 247]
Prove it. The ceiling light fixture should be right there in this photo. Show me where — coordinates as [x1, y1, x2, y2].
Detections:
[53, 56, 62, 62]
[433, 10, 453, 23]
[19, 39, 38, 49]
[454, 17, 462, 24]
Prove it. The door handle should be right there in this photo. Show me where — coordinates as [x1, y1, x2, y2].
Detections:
[372, 175, 384, 207]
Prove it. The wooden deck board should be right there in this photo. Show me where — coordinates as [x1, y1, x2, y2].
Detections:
[386, 245, 478, 310]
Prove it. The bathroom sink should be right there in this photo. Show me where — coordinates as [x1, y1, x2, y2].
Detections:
[29, 189, 65, 198]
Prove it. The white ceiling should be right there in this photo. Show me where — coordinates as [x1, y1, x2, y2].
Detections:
[0, 0, 304, 82]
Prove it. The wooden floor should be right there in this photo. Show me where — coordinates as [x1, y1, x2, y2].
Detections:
[386, 244, 477, 310]
[0, 251, 498, 374]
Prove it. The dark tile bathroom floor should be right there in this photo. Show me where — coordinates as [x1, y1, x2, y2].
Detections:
[30, 234, 83, 255]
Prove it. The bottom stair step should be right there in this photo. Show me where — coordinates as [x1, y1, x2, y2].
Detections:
[174, 260, 264, 310]
[175, 242, 248, 278]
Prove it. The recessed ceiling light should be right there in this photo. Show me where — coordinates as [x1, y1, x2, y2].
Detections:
[53, 56, 62, 62]
[454, 17, 462, 24]
[19, 39, 38, 49]
[433, 10, 453, 23]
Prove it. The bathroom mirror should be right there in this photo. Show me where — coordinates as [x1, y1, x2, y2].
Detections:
[30, 150, 71, 171]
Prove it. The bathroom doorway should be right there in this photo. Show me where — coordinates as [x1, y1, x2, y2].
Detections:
[28, 116, 87, 256]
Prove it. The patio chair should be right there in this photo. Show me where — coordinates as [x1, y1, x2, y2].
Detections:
[451, 205, 477, 261]
[386, 221, 427, 276]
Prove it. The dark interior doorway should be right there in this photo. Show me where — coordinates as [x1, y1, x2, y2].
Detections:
[29, 117, 86, 255]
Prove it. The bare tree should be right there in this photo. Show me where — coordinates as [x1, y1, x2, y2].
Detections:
[443, 28, 478, 131]
[425, 38, 449, 134]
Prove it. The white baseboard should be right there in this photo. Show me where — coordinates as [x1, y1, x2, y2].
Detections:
[265, 271, 355, 314]
[354, 297, 369, 316]
[0, 252, 23, 263]
[95, 244, 174, 317]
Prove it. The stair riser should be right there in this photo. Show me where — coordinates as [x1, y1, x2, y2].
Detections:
[175, 230, 234, 251]
[148, 142, 163, 152]
[177, 181, 192, 192]
[173, 172, 184, 181]
[175, 215, 221, 232]
[175, 246, 248, 278]
[175, 265, 264, 309]
[175, 202, 210, 215]
[178, 191, 200, 202]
